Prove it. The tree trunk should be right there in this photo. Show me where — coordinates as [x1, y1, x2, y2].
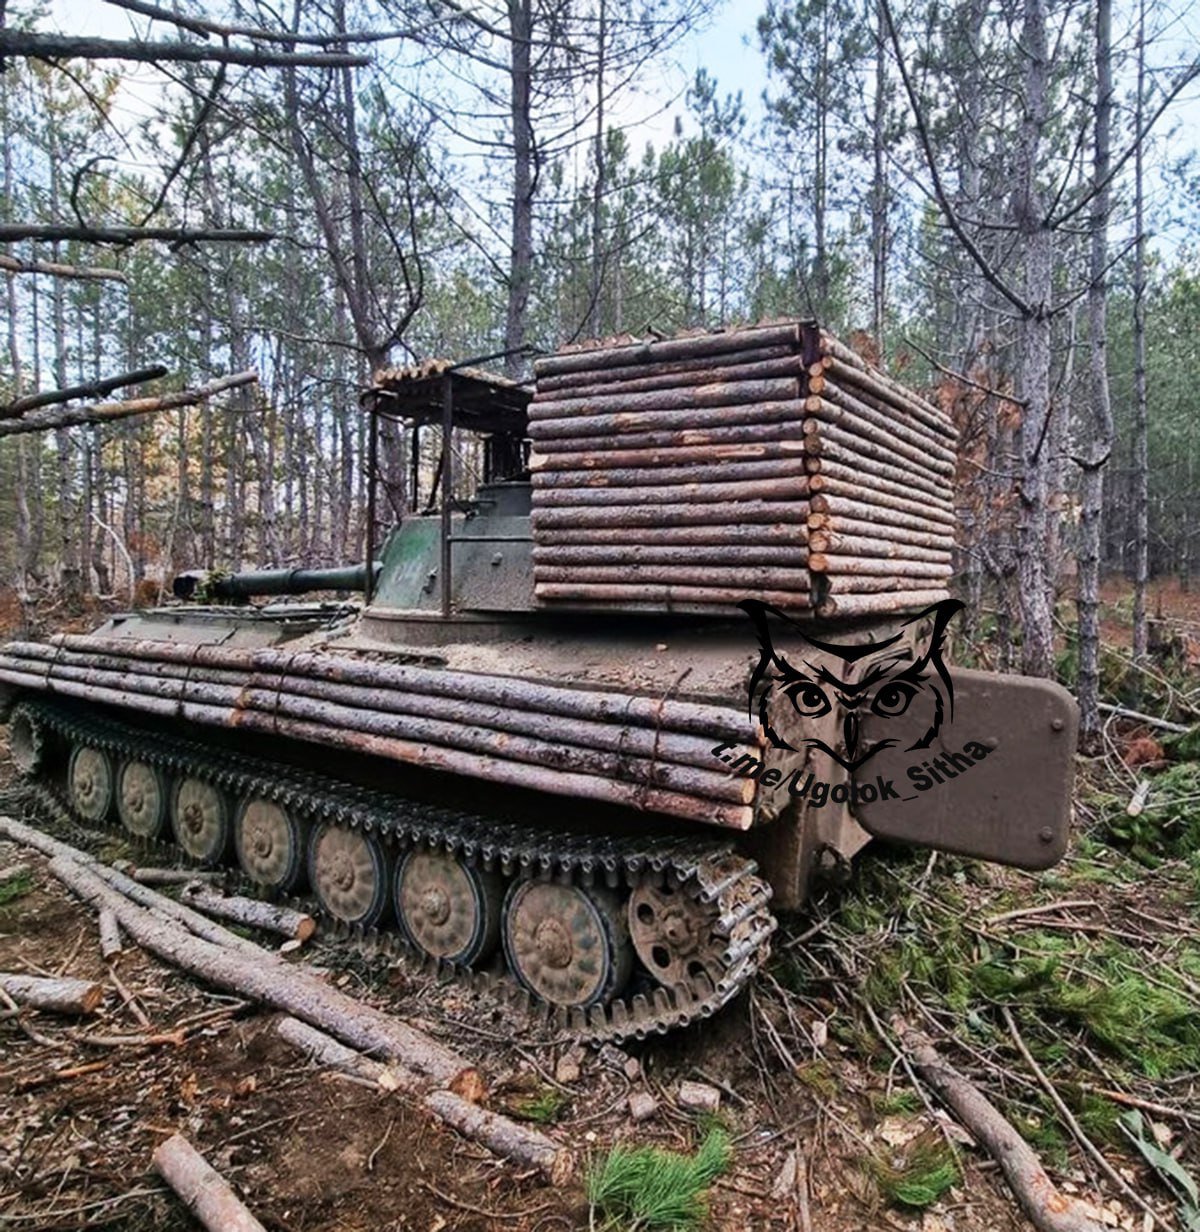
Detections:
[505, 0, 534, 376]
[1131, 0, 1149, 660]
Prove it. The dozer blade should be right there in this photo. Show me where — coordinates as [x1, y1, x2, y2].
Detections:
[852, 668, 1078, 870]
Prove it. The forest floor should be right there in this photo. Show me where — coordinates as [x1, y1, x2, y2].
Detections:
[2, 717, 1200, 1232]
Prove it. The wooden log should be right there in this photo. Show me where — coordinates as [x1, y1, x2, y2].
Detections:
[532, 474, 808, 508]
[805, 513, 955, 551]
[532, 544, 810, 567]
[0, 252, 127, 283]
[531, 455, 811, 489]
[530, 439, 808, 472]
[817, 334, 955, 439]
[808, 455, 956, 507]
[532, 499, 809, 530]
[821, 574, 924, 595]
[533, 565, 811, 590]
[806, 474, 956, 528]
[801, 416, 952, 490]
[530, 419, 805, 455]
[535, 346, 798, 394]
[534, 523, 806, 548]
[98, 909, 124, 961]
[534, 323, 801, 377]
[529, 397, 807, 442]
[275, 1018, 572, 1181]
[26, 636, 760, 744]
[180, 884, 317, 943]
[0, 371, 259, 439]
[3, 366, 168, 420]
[896, 1022, 1106, 1232]
[0, 972, 104, 1014]
[131, 868, 226, 886]
[530, 376, 803, 420]
[807, 531, 951, 563]
[822, 356, 956, 446]
[822, 376, 958, 462]
[153, 1133, 267, 1232]
[535, 583, 811, 608]
[808, 493, 947, 535]
[29, 846, 481, 1092]
[807, 554, 954, 579]
[816, 590, 950, 618]
[804, 396, 955, 476]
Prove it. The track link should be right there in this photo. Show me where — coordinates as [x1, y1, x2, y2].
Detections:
[12, 697, 776, 1043]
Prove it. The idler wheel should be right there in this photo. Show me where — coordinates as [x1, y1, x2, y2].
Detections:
[235, 796, 307, 896]
[69, 744, 114, 824]
[8, 708, 44, 780]
[395, 850, 502, 966]
[627, 880, 715, 989]
[502, 879, 632, 1009]
[117, 760, 168, 839]
[309, 823, 392, 930]
[170, 776, 230, 866]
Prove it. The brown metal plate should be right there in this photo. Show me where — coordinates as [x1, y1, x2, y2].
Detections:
[852, 668, 1078, 869]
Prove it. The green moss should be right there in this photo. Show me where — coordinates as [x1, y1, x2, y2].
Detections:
[0, 868, 32, 906]
[513, 1087, 569, 1124]
[587, 1128, 731, 1231]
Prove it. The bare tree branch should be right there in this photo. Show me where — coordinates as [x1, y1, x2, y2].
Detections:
[3, 366, 167, 419]
[0, 30, 371, 68]
[0, 224, 274, 245]
[0, 253, 126, 281]
[104, 0, 418, 44]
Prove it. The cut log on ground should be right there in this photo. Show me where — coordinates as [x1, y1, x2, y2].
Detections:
[0, 972, 104, 1014]
[180, 883, 316, 943]
[153, 1133, 267, 1232]
[895, 1020, 1106, 1232]
[99, 908, 124, 961]
[277, 1017, 573, 1182]
[127, 867, 226, 886]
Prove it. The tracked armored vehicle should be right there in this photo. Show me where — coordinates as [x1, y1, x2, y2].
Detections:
[0, 320, 1078, 1040]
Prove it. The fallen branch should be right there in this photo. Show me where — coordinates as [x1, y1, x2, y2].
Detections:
[275, 1018, 573, 1182]
[3, 366, 168, 420]
[0, 972, 104, 1015]
[1126, 780, 1152, 818]
[153, 1133, 266, 1232]
[0, 370, 258, 438]
[986, 899, 1099, 928]
[1098, 702, 1190, 734]
[121, 865, 224, 886]
[0, 252, 127, 282]
[180, 883, 315, 943]
[895, 1018, 1107, 1232]
[98, 908, 124, 961]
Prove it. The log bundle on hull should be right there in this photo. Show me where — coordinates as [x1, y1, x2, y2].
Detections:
[528, 321, 956, 617]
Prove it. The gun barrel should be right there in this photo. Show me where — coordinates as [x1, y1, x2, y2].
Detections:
[173, 563, 379, 601]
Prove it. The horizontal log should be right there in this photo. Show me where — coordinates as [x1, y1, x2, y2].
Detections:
[818, 334, 955, 440]
[153, 1134, 266, 1232]
[801, 417, 952, 492]
[532, 544, 810, 567]
[809, 494, 948, 536]
[806, 474, 956, 528]
[43, 634, 755, 742]
[535, 323, 801, 377]
[529, 397, 807, 442]
[530, 440, 808, 473]
[535, 583, 811, 610]
[816, 589, 951, 618]
[805, 513, 955, 551]
[532, 565, 811, 590]
[823, 377, 958, 465]
[180, 884, 316, 942]
[804, 453, 952, 506]
[804, 396, 955, 476]
[807, 531, 952, 563]
[530, 420, 806, 455]
[535, 345, 797, 394]
[533, 355, 803, 403]
[531, 456, 811, 489]
[531, 376, 803, 421]
[808, 554, 954, 578]
[531, 499, 809, 530]
[822, 360, 955, 447]
[532, 474, 808, 508]
[0, 972, 104, 1014]
[535, 523, 806, 548]
[0, 651, 748, 802]
[3, 639, 750, 760]
[821, 574, 934, 594]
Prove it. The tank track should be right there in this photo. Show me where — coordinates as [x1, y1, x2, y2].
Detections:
[12, 696, 776, 1043]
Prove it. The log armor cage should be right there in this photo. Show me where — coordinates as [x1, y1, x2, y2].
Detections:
[360, 350, 535, 613]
